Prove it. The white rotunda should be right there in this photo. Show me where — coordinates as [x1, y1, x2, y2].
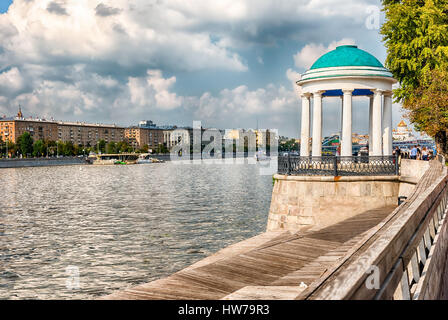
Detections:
[297, 45, 397, 157]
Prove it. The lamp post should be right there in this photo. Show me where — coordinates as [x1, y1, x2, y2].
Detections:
[5, 132, 9, 158]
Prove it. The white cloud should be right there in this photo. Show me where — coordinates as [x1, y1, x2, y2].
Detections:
[0, 0, 248, 72]
[0, 0, 385, 137]
[286, 68, 302, 95]
[127, 70, 182, 110]
[195, 83, 297, 122]
[0, 67, 24, 93]
[293, 38, 356, 70]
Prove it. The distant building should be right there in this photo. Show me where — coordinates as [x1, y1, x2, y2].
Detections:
[138, 120, 157, 129]
[0, 108, 124, 146]
[224, 129, 241, 141]
[352, 133, 369, 145]
[165, 127, 225, 150]
[57, 121, 124, 146]
[224, 129, 276, 149]
[393, 120, 414, 141]
[124, 127, 164, 150]
[254, 129, 275, 147]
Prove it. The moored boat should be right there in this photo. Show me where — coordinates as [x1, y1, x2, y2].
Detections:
[91, 153, 139, 165]
[136, 153, 164, 164]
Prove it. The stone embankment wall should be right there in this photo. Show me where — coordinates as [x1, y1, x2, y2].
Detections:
[398, 159, 430, 197]
[0, 157, 87, 168]
[267, 160, 430, 233]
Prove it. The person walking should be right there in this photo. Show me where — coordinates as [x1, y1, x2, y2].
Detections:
[422, 147, 428, 161]
[393, 146, 401, 165]
[416, 145, 421, 160]
[393, 146, 401, 157]
[410, 145, 418, 160]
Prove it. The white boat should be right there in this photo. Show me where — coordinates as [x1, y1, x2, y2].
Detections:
[90, 153, 139, 165]
[136, 153, 164, 164]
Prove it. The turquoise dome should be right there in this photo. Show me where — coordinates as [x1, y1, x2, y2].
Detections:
[310, 45, 384, 70]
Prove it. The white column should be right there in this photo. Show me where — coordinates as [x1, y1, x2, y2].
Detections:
[341, 89, 353, 157]
[372, 90, 383, 156]
[382, 92, 393, 156]
[300, 94, 311, 156]
[340, 96, 344, 146]
[312, 91, 324, 157]
[369, 96, 373, 156]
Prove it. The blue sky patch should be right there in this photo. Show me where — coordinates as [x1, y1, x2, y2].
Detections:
[0, 0, 12, 13]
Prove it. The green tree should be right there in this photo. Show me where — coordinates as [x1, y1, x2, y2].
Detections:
[279, 139, 299, 152]
[116, 141, 132, 153]
[155, 144, 169, 154]
[96, 139, 106, 154]
[106, 142, 117, 154]
[381, 0, 448, 155]
[56, 141, 64, 156]
[76, 144, 86, 156]
[139, 144, 149, 153]
[8, 141, 17, 158]
[17, 132, 34, 157]
[33, 139, 45, 157]
[406, 70, 448, 154]
[63, 141, 75, 156]
[45, 140, 56, 157]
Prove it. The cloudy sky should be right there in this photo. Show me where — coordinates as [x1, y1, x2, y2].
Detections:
[0, 0, 408, 138]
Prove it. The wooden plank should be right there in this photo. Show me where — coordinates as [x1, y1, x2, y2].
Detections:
[408, 251, 420, 285]
[375, 258, 404, 300]
[393, 269, 411, 300]
[222, 286, 305, 300]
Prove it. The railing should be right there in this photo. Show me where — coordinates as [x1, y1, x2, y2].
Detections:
[296, 156, 448, 300]
[377, 157, 448, 300]
[278, 155, 399, 176]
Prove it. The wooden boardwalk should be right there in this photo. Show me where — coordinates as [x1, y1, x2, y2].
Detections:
[103, 205, 396, 300]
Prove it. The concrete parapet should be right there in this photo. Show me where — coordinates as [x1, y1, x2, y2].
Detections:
[268, 160, 432, 233]
[0, 157, 86, 168]
[267, 175, 400, 232]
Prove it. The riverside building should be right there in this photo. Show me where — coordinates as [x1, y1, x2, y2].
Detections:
[0, 108, 125, 146]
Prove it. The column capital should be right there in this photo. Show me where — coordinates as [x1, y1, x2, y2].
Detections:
[312, 90, 326, 97]
[300, 93, 312, 98]
[373, 89, 384, 95]
[383, 91, 393, 97]
[342, 89, 354, 95]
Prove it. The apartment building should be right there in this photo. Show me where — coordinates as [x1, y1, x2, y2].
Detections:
[124, 127, 164, 150]
[0, 108, 125, 146]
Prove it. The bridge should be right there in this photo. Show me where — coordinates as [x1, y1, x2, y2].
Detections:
[103, 156, 448, 300]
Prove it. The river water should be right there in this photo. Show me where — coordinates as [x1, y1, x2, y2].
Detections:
[0, 162, 273, 299]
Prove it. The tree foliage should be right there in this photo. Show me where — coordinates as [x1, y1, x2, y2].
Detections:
[106, 141, 117, 154]
[279, 139, 299, 152]
[382, 0, 448, 100]
[17, 132, 34, 157]
[381, 0, 448, 155]
[406, 69, 448, 153]
[33, 139, 45, 157]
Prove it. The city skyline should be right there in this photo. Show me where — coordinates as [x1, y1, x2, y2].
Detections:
[1, 0, 411, 139]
